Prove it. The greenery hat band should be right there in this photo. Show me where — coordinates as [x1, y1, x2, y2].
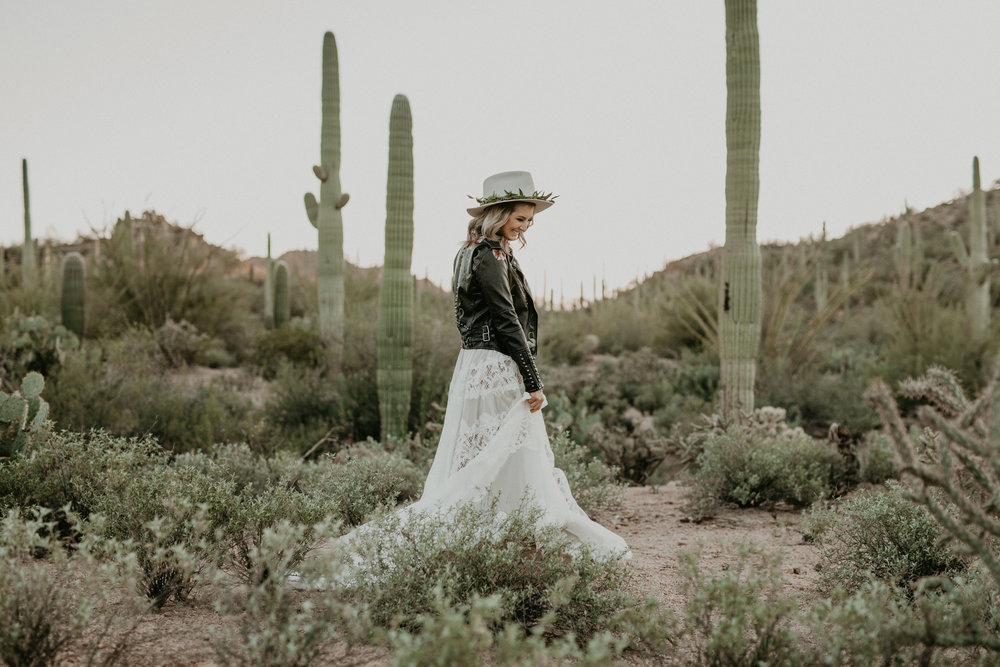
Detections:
[466, 170, 558, 217]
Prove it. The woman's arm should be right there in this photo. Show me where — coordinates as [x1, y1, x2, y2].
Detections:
[472, 246, 544, 393]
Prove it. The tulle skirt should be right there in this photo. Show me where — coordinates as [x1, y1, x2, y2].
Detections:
[408, 348, 631, 559]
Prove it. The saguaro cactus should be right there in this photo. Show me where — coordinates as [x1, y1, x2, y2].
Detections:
[377, 94, 414, 440]
[61, 252, 86, 337]
[21, 158, 36, 287]
[950, 156, 994, 338]
[814, 222, 829, 311]
[264, 233, 274, 328]
[305, 31, 350, 369]
[273, 260, 290, 328]
[718, 0, 762, 417]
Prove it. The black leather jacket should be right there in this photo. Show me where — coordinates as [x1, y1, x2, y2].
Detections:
[453, 238, 543, 393]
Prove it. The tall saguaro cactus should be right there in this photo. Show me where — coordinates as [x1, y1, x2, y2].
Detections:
[273, 260, 290, 328]
[264, 233, 274, 328]
[21, 158, 36, 287]
[305, 31, 350, 369]
[61, 252, 86, 337]
[718, 0, 762, 417]
[951, 156, 994, 338]
[377, 95, 414, 440]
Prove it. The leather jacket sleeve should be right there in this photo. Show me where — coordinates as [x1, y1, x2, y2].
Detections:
[472, 246, 544, 393]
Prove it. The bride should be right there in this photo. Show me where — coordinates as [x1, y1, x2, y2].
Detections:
[405, 170, 629, 559]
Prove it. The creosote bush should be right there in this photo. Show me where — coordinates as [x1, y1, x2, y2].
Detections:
[804, 481, 964, 593]
[335, 499, 667, 653]
[684, 407, 843, 518]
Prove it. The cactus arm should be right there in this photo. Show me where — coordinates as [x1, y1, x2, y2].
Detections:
[951, 231, 971, 269]
[336, 192, 350, 209]
[313, 165, 328, 182]
[304, 193, 319, 228]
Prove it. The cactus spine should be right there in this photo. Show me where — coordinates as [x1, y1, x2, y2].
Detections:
[264, 233, 274, 328]
[273, 260, 290, 328]
[21, 158, 36, 287]
[950, 156, 993, 338]
[718, 0, 762, 417]
[377, 94, 414, 440]
[61, 252, 86, 337]
[305, 31, 349, 369]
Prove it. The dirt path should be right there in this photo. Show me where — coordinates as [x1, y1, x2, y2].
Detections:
[98, 483, 821, 666]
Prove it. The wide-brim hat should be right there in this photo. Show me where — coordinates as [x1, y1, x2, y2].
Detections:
[466, 171, 558, 216]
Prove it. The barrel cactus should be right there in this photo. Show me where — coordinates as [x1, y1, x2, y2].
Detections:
[60, 252, 86, 337]
[21, 158, 36, 287]
[0, 371, 49, 456]
[305, 31, 350, 369]
[718, 0, 762, 417]
[377, 94, 414, 440]
[950, 156, 995, 339]
[273, 260, 290, 328]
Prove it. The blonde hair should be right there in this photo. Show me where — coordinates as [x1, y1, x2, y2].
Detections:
[464, 202, 535, 252]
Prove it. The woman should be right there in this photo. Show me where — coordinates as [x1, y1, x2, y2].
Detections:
[413, 170, 630, 559]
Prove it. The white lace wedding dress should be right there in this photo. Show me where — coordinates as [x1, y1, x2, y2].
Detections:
[400, 348, 630, 559]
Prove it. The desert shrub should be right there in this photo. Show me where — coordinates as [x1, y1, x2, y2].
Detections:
[677, 543, 801, 666]
[857, 430, 897, 484]
[262, 362, 345, 452]
[805, 482, 963, 593]
[300, 449, 423, 527]
[336, 500, 644, 646]
[0, 429, 162, 525]
[590, 424, 669, 486]
[93, 463, 234, 607]
[0, 507, 146, 666]
[686, 408, 842, 517]
[210, 520, 345, 666]
[173, 442, 306, 492]
[548, 430, 622, 513]
[154, 316, 234, 368]
[248, 324, 327, 380]
[0, 312, 79, 387]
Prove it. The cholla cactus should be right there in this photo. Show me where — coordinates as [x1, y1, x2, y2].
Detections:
[305, 31, 350, 369]
[60, 252, 86, 337]
[377, 95, 414, 440]
[0, 371, 49, 456]
[718, 0, 762, 416]
[866, 357, 1000, 592]
[950, 157, 996, 338]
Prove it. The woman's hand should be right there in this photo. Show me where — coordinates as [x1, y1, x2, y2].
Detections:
[527, 390, 546, 413]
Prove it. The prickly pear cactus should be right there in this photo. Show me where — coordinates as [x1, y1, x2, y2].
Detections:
[950, 156, 995, 338]
[21, 158, 36, 287]
[718, 0, 762, 417]
[273, 260, 290, 328]
[377, 95, 414, 440]
[305, 31, 350, 368]
[61, 252, 86, 337]
[0, 371, 49, 456]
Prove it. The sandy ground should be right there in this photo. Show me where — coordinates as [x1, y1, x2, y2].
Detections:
[80, 482, 820, 666]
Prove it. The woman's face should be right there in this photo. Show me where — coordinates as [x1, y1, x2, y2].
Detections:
[500, 203, 536, 242]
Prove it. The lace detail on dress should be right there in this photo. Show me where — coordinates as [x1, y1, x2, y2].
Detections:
[464, 356, 524, 398]
[454, 407, 532, 472]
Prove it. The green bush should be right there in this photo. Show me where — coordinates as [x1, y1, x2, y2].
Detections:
[0, 313, 79, 386]
[301, 448, 423, 527]
[336, 500, 646, 646]
[0, 429, 162, 524]
[154, 316, 234, 368]
[0, 507, 146, 665]
[805, 482, 964, 593]
[857, 430, 897, 484]
[686, 408, 842, 517]
[677, 543, 801, 666]
[249, 324, 327, 380]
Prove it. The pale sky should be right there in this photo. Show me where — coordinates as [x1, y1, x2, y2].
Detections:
[2, 1, 998, 301]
